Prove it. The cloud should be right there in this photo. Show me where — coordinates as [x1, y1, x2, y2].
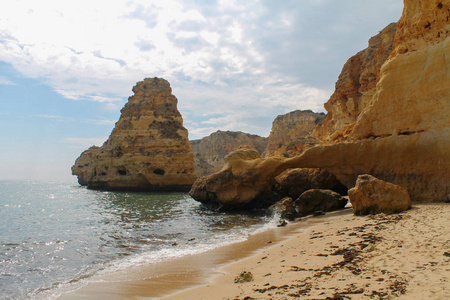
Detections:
[62, 137, 108, 148]
[83, 118, 117, 125]
[0, 76, 16, 85]
[0, 0, 403, 138]
[175, 76, 330, 139]
[35, 114, 71, 121]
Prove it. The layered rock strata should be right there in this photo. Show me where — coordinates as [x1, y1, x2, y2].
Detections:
[189, 0, 450, 208]
[191, 131, 267, 177]
[72, 78, 197, 191]
[312, 23, 397, 142]
[264, 110, 325, 157]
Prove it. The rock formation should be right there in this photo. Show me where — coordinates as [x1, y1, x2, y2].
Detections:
[295, 0, 450, 202]
[189, 146, 288, 210]
[273, 168, 348, 200]
[72, 77, 197, 191]
[348, 175, 411, 215]
[189, 0, 450, 208]
[268, 197, 298, 221]
[312, 23, 397, 142]
[264, 110, 325, 157]
[295, 189, 348, 217]
[191, 131, 267, 177]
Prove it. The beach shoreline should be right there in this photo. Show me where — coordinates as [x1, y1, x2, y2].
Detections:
[56, 203, 450, 299]
[163, 203, 450, 300]
[54, 209, 351, 299]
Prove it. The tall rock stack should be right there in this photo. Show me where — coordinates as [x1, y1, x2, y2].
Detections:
[72, 78, 197, 191]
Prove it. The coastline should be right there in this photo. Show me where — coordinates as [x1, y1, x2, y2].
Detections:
[55, 209, 352, 299]
[56, 203, 450, 299]
[165, 203, 450, 299]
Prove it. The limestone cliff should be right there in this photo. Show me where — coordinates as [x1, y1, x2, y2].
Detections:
[263, 110, 325, 157]
[191, 131, 267, 177]
[72, 78, 197, 191]
[189, 0, 450, 207]
[312, 23, 397, 142]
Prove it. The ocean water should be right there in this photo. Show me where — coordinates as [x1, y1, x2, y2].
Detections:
[0, 180, 275, 299]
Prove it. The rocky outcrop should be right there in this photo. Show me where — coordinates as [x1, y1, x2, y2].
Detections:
[264, 110, 325, 157]
[189, 147, 287, 210]
[191, 131, 267, 177]
[273, 168, 347, 200]
[304, 0, 450, 201]
[312, 23, 397, 142]
[348, 175, 411, 215]
[189, 0, 450, 208]
[295, 189, 348, 216]
[268, 197, 298, 221]
[72, 78, 197, 191]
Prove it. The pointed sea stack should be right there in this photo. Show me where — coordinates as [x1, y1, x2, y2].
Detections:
[72, 77, 197, 191]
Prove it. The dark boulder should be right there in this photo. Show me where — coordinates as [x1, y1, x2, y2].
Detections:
[267, 197, 299, 221]
[273, 168, 347, 200]
[295, 189, 348, 216]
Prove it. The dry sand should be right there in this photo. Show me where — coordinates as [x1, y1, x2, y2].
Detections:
[163, 203, 450, 300]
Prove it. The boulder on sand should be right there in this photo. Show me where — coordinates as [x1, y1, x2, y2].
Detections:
[348, 174, 411, 215]
[273, 168, 347, 200]
[267, 197, 298, 221]
[294, 189, 348, 216]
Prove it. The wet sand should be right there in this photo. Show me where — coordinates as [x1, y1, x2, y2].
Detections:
[57, 208, 346, 299]
[58, 204, 450, 299]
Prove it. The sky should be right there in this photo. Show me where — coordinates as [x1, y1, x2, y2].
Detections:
[0, 0, 403, 181]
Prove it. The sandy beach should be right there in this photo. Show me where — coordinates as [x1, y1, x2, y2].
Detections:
[163, 203, 450, 300]
[57, 203, 450, 299]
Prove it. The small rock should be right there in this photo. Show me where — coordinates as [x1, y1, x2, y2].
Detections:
[364, 243, 376, 252]
[234, 271, 254, 283]
[313, 210, 324, 216]
[277, 219, 288, 227]
[268, 197, 298, 221]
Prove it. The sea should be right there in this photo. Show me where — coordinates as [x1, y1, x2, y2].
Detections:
[0, 180, 277, 299]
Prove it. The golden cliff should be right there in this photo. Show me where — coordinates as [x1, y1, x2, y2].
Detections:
[264, 110, 325, 157]
[312, 23, 397, 142]
[189, 0, 450, 208]
[72, 78, 197, 191]
[191, 131, 267, 177]
[191, 110, 323, 178]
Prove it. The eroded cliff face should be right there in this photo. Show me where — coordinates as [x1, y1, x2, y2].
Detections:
[286, 0, 450, 202]
[189, 0, 450, 207]
[72, 78, 197, 191]
[191, 131, 267, 177]
[263, 110, 325, 157]
[312, 23, 397, 142]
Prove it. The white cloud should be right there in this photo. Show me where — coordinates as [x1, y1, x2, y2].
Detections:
[35, 114, 70, 121]
[62, 137, 108, 148]
[0, 0, 403, 139]
[83, 118, 117, 125]
[0, 76, 16, 85]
